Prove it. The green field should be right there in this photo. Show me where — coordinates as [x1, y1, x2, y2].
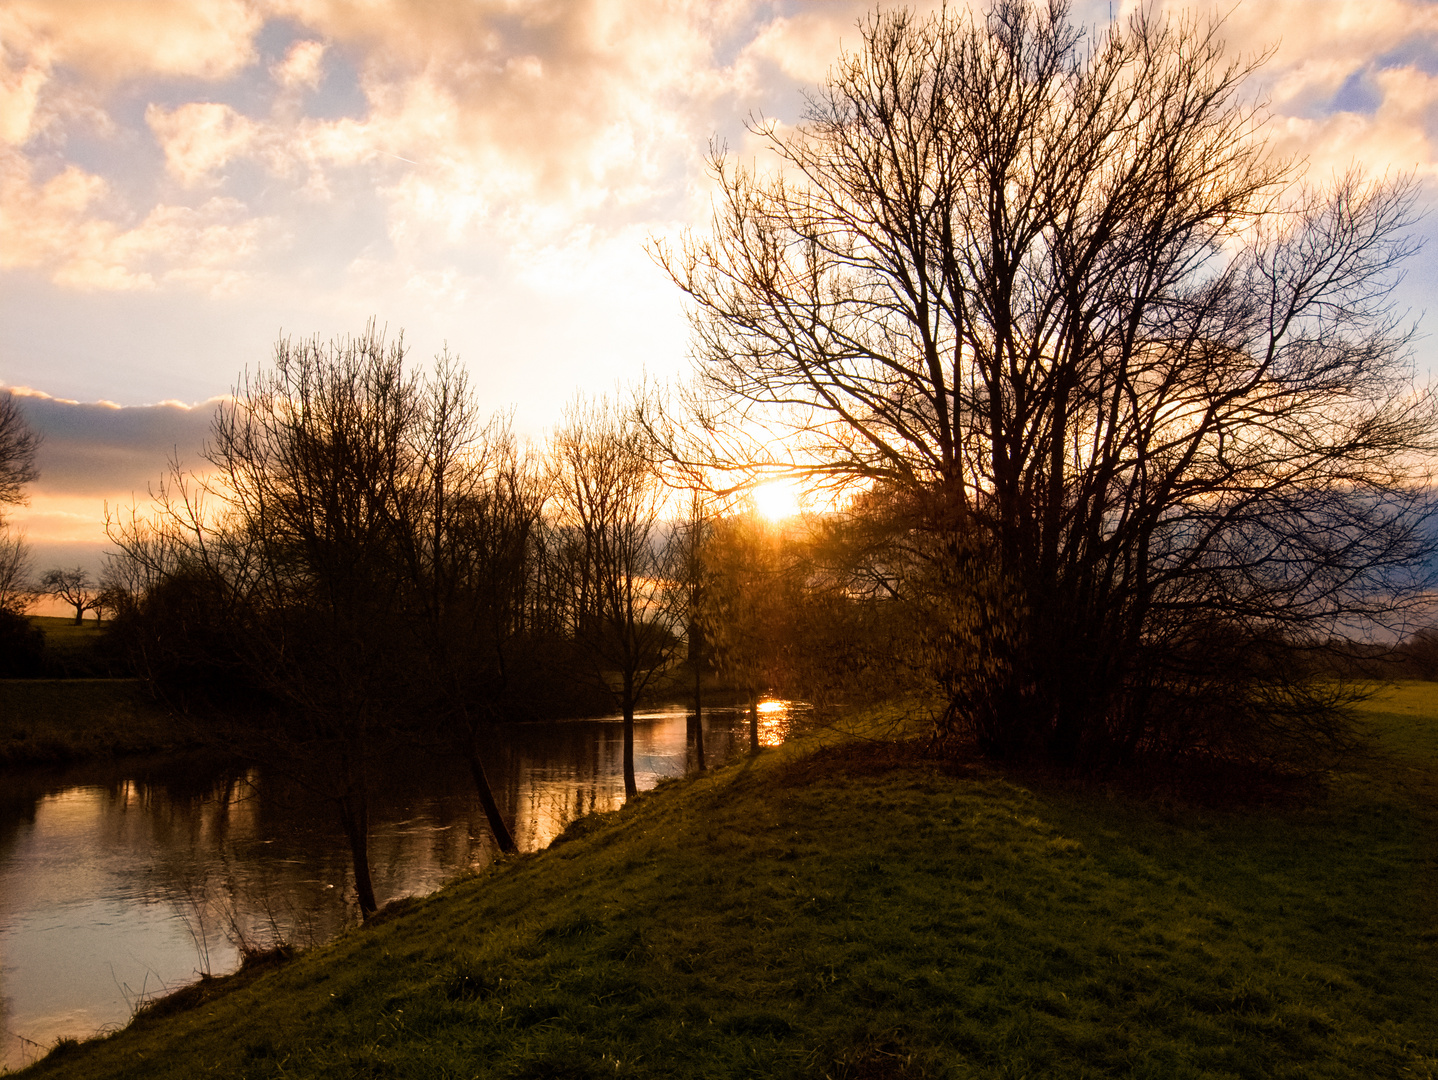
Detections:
[14, 687, 1438, 1079]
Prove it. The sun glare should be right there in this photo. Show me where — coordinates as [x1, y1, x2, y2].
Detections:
[753, 479, 803, 521]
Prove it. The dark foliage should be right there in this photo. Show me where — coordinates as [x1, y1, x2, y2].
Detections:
[0, 609, 44, 676]
[101, 571, 274, 713]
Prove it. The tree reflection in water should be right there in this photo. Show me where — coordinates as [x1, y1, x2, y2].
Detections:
[0, 705, 804, 1069]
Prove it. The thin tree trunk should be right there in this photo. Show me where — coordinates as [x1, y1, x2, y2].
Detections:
[693, 659, 705, 772]
[467, 744, 517, 853]
[336, 791, 377, 917]
[749, 692, 760, 754]
[623, 696, 638, 800]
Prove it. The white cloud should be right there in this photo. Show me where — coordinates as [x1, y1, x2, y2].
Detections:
[1128, 1, 1438, 112]
[1271, 66, 1438, 182]
[4, 0, 1437, 375]
[273, 39, 325, 91]
[741, 6, 874, 86]
[147, 102, 259, 186]
[0, 149, 264, 290]
[0, 0, 260, 83]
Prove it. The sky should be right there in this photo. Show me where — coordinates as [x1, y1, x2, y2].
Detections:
[5, 0, 1438, 598]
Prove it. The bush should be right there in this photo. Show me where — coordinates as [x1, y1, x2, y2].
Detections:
[0, 608, 44, 676]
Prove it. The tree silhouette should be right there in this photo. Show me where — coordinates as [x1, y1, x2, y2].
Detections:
[547, 395, 684, 799]
[662, 1, 1438, 769]
[41, 567, 101, 625]
[0, 391, 39, 615]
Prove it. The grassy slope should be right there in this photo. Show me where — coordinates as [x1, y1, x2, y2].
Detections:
[17, 690, 1438, 1080]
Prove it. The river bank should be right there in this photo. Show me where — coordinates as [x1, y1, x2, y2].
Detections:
[0, 680, 198, 767]
[12, 689, 1438, 1079]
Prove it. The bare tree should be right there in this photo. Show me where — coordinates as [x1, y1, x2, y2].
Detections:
[41, 567, 102, 625]
[103, 474, 256, 701]
[106, 327, 536, 908]
[0, 391, 40, 615]
[675, 487, 712, 770]
[207, 326, 430, 916]
[661, 1, 1438, 769]
[547, 396, 685, 799]
[0, 391, 39, 509]
[0, 530, 33, 614]
[393, 366, 543, 855]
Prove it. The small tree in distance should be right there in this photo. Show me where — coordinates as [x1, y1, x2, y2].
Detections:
[41, 567, 102, 625]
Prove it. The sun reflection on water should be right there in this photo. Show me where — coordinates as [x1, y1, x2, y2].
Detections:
[755, 699, 808, 747]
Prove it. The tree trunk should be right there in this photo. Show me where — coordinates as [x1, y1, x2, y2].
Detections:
[72, 603, 83, 626]
[466, 744, 517, 853]
[749, 692, 760, 754]
[692, 660, 705, 772]
[622, 695, 638, 799]
[336, 790, 377, 918]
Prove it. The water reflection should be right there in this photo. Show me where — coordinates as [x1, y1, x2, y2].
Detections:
[0, 704, 803, 1071]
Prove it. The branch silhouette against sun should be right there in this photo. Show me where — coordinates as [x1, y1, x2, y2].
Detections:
[656, 0, 1438, 769]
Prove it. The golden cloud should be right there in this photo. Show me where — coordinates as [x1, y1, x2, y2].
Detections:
[273, 39, 326, 91]
[7, 0, 1438, 302]
[0, 0, 260, 83]
[0, 149, 263, 290]
[147, 102, 259, 186]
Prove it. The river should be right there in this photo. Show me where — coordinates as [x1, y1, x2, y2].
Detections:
[0, 704, 798, 1072]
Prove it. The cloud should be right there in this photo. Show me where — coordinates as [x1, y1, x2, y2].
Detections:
[0, 0, 260, 86]
[2, 0, 790, 299]
[1130, 1, 1438, 167]
[1271, 66, 1438, 182]
[147, 102, 260, 186]
[0, 149, 266, 289]
[126, 0, 768, 243]
[273, 39, 326, 92]
[269, 0, 747, 241]
[741, 5, 875, 86]
[5, 0, 1438, 386]
[6, 388, 219, 499]
[0, 388, 222, 576]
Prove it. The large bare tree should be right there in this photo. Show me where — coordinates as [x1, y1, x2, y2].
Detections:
[661, 1, 1438, 768]
[207, 326, 425, 916]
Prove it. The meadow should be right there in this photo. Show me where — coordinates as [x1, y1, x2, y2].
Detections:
[13, 686, 1437, 1079]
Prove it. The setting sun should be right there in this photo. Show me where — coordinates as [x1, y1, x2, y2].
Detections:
[753, 478, 803, 521]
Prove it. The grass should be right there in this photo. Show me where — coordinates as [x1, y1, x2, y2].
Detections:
[12, 688, 1438, 1079]
[0, 679, 195, 766]
[25, 615, 119, 679]
[29, 614, 106, 642]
